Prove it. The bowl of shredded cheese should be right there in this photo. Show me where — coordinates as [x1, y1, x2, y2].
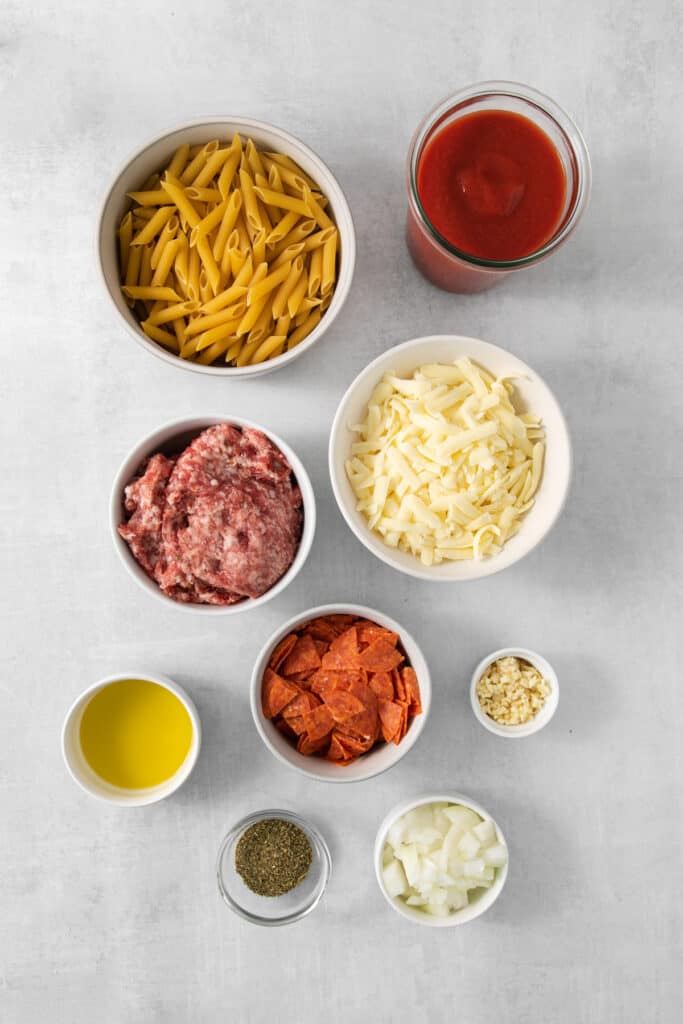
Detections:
[329, 335, 571, 581]
[470, 647, 559, 737]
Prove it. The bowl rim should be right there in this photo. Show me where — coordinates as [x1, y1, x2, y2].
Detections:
[216, 807, 331, 926]
[249, 602, 432, 783]
[469, 646, 560, 738]
[329, 333, 572, 582]
[109, 414, 316, 614]
[374, 792, 509, 927]
[96, 115, 356, 377]
[61, 670, 202, 806]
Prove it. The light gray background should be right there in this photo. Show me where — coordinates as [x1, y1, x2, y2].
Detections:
[2, 1, 681, 1021]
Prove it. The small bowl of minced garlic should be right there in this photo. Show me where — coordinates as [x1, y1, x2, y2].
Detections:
[470, 648, 559, 738]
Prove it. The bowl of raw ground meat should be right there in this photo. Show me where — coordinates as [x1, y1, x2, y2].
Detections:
[110, 417, 316, 613]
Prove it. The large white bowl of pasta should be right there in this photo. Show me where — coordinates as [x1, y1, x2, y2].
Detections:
[98, 118, 355, 376]
[329, 335, 571, 582]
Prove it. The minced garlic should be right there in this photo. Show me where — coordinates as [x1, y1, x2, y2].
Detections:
[476, 656, 550, 726]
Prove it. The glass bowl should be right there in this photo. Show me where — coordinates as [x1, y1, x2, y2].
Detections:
[216, 809, 331, 926]
[406, 81, 591, 292]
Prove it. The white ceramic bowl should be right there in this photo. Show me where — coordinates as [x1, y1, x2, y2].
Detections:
[374, 792, 509, 926]
[110, 415, 316, 614]
[61, 671, 201, 806]
[97, 117, 355, 376]
[250, 603, 431, 783]
[329, 334, 572, 581]
[470, 646, 559, 738]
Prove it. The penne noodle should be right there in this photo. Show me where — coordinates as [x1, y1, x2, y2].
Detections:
[271, 257, 303, 320]
[188, 245, 200, 302]
[148, 300, 199, 326]
[265, 210, 300, 246]
[235, 334, 265, 366]
[185, 186, 222, 204]
[301, 226, 336, 252]
[192, 198, 228, 246]
[270, 220, 316, 257]
[287, 269, 309, 316]
[217, 142, 242, 199]
[308, 246, 323, 296]
[126, 189, 171, 207]
[272, 242, 305, 268]
[130, 206, 174, 246]
[151, 238, 183, 287]
[132, 207, 156, 223]
[150, 217, 179, 270]
[236, 294, 269, 337]
[198, 269, 212, 304]
[198, 335, 239, 365]
[124, 244, 142, 290]
[239, 168, 262, 233]
[195, 319, 243, 351]
[160, 175, 201, 229]
[247, 260, 292, 306]
[287, 308, 321, 348]
[321, 231, 338, 294]
[320, 290, 333, 312]
[191, 147, 236, 189]
[251, 334, 286, 365]
[276, 313, 291, 336]
[253, 186, 312, 218]
[167, 143, 191, 180]
[138, 243, 154, 288]
[174, 233, 189, 283]
[229, 246, 247, 279]
[140, 172, 161, 191]
[303, 186, 333, 229]
[180, 140, 219, 185]
[184, 306, 245, 338]
[123, 285, 181, 302]
[251, 227, 267, 267]
[224, 337, 243, 363]
[201, 260, 252, 314]
[141, 320, 180, 351]
[262, 152, 320, 189]
[267, 162, 285, 193]
[212, 191, 243, 260]
[246, 138, 266, 178]
[235, 212, 251, 252]
[118, 211, 132, 282]
[247, 304, 273, 345]
[196, 235, 221, 294]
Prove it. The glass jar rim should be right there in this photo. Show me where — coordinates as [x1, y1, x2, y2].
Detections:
[408, 80, 592, 270]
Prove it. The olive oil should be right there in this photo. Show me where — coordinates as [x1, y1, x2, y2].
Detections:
[79, 679, 193, 789]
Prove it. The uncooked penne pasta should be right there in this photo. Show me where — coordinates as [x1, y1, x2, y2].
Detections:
[321, 231, 337, 294]
[180, 140, 219, 185]
[308, 246, 323, 296]
[130, 206, 174, 246]
[265, 210, 299, 246]
[151, 218, 179, 270]
[117, 133, 339, 365]
[288, 308, 321, 347]
[253, 186, 312, 218]
[167, 143, 191, 180]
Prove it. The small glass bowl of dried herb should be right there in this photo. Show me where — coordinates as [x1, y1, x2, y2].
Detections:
[217, 809, 331, 925]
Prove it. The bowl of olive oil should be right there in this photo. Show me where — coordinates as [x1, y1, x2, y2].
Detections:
[62, 672, 201, 805]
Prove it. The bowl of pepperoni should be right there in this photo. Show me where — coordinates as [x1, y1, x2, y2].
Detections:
[250, 604, 431, 782]
[110, 416, 315, 614]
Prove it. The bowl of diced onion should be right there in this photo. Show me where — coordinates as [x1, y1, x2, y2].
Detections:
[374, 793, 509, 926]
[329, 335, 571, 581]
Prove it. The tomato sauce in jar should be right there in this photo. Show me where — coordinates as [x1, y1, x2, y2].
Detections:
[405, 84, 591, 293]
[416, 110, 567, 262]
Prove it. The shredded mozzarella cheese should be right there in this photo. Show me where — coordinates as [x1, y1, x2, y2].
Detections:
[345, 358, 545, 563]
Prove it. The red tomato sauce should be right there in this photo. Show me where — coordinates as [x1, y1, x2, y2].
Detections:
[416, 110, 567, 262]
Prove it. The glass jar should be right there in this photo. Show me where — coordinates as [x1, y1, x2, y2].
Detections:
[406, 81, 591, 293]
